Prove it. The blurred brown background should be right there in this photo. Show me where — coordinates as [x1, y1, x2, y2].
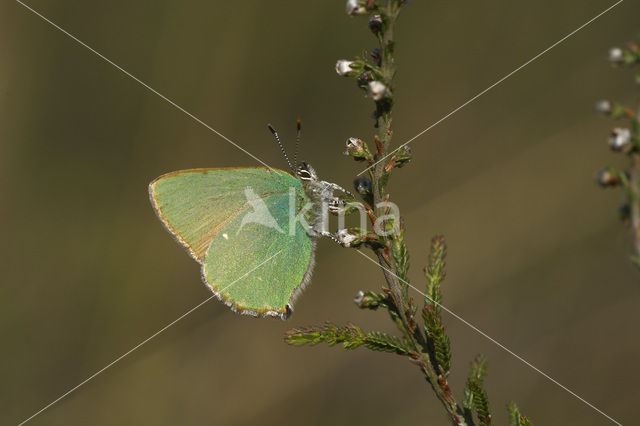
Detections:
[2, 0, 640, 424]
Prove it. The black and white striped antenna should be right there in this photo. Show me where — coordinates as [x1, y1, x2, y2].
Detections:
[267, 123, 294, 172]
[294, 119, 302, 168]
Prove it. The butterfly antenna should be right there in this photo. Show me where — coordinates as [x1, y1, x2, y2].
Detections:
[268, 124, 294, 172]
[294, 119, 301, 168]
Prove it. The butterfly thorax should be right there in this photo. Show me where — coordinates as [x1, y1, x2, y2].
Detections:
[295, 162, 351, 237]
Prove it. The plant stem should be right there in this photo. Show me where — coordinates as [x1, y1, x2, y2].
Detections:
[371, 1, 404, 307]
[289, 3, 533, 423]
[368, 2, 471, 424]
[631, 156, 640, 258]
[631, 109, 640, 260]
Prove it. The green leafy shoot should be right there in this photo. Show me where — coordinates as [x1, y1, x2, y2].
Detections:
[424, 235, 446, 312]
[285, 323, 410, 355]
[508, 402, 534, 426]
[422, 304, 451, 375]
[464, 355, 491, 425]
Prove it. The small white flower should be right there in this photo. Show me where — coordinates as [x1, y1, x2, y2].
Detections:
[367, 80, 387, 101]
[608, 47, 624, 63]
[596, 168, 620, 187]
[346, 0, 366, 15]
[594, 99, 612, 115]
[336, 228, 357, 247]
[608, 128, 631, 151]
[335, 59, 356, 76]
[353, 290, 365, 307]
[344, 137, 372, 161]
[346, 137, 363, 151]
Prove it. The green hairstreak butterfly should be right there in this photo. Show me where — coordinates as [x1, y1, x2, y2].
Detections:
[149, 123, 351, 319]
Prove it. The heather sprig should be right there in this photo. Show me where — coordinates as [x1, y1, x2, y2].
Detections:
[285, 2, 532, 424]
[595, 41, 640, 269]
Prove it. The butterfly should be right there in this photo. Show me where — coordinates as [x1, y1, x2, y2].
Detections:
[149, 122, 352, 319]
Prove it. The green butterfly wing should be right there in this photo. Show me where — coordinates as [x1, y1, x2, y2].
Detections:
[149, 167, 315, 319]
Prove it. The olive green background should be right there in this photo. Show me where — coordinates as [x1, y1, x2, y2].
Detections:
[3, 0, 640, 424]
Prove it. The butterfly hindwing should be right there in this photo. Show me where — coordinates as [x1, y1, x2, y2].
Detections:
[149, 167, 315, 318]
[204, 191, 315, 317]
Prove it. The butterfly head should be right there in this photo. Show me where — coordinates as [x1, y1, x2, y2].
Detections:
[295, 161, 317, 182]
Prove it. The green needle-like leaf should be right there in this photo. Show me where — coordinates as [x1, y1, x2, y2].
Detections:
[508, 402, 534, 426]
[285, 323, 409, 355]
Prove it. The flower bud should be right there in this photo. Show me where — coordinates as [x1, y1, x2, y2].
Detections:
[393, 145, 412, 168]
[619, 203, 631, 222]
[344, 137, 373, 161]
[371, 47, 382, 66]
[367, 80, 387, 101]
[595, 168, 621, 187]
[354, 290, 388, 309]
[594, 99, 612, 115]
[356, 71, 373, 89]
[337, 228, 359, 247]
[353, 176, 372, 196]
[335, 59, 357, 76]
[595, 101, 632, 119]
[346, 0, 366, 15]
[346, 136, 363, 151]
[608, 128, 631, 151]
[608, 47, 624, 64]
[368, 14, 383, 34]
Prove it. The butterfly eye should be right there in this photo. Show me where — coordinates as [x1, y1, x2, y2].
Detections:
[296, 162, 315, 181]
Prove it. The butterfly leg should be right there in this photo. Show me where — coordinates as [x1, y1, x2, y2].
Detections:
[319, 181, 355, 198]
[327, 197, 345, 214]
[307, 222, 344, 245]
[315, 229, 344, 245]
[314, 181, 357, 215]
